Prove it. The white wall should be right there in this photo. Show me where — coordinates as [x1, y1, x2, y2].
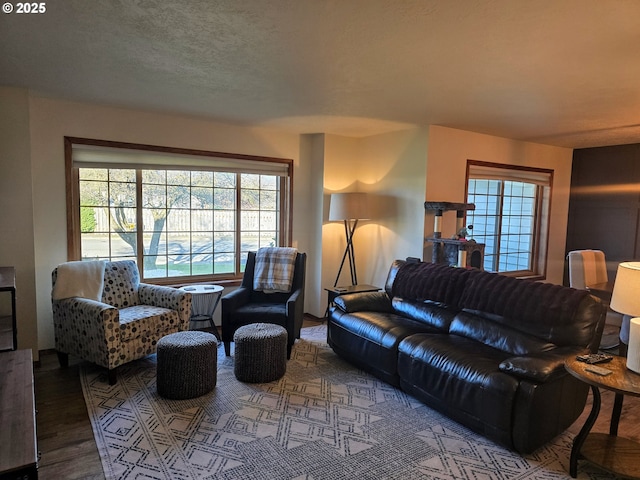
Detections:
[425, 125, 574, 284]
[0, 87, 38, 356]
[299, 134, 326, 316]
[0, 87, 578, 355]
[322, 128, 429, 293]
[322, 134, 363, 297]
[26, 95, 313, 349]
[359, 128, 429, 284]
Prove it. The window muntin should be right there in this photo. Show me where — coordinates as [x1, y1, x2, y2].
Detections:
[465, 161, 552, 277]
[467, 179, 538, 272]
[68, 138, 292, 283]
[79, 168, 137, 263]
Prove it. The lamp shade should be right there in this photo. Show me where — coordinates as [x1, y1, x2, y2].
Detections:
[610, 262, 640, 316]
[329, 192, 370, 221]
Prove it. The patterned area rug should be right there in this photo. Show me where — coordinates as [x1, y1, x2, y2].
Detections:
[81, 325, 614, 480]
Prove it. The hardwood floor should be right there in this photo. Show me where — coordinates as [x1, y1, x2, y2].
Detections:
[35, 350, 104, 479]
[33, 317, 325, 479]
[33, 320, 640, 479]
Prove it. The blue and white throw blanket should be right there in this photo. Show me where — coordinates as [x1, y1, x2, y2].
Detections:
[253, 247, 298, 293]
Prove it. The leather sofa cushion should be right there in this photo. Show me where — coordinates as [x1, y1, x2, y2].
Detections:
[391, 298, 458, 331]
[328, 310, 442, 386]
[232, 302, 287, 326]
[330, 310, 442, 350]
[498, 345, 584, 382]
[459, 270, 597, 347]
[398, 333, 519, 442]
[390, 261, 473, 305]
[334, 291, 393, 313]
[449, 310, 556, 355]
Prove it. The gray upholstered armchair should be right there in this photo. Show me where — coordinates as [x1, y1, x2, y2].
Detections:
[222, 250, 306, 359]
[52, 260, 192, 384]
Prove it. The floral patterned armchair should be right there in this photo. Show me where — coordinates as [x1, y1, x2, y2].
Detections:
[52, 260, 192, 384]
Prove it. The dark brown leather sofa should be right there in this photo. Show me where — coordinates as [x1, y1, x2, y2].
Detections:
[327, 260, 606, 453]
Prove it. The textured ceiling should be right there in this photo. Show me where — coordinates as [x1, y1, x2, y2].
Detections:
[1, 0, 639, 148]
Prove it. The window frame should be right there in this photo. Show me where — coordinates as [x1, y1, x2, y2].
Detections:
[64, 137, 294, 285]
[465, 160, 553, 279]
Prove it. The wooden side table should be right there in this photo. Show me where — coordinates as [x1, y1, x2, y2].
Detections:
[565, 355, 640, 478]
[324, 284, 381, 318]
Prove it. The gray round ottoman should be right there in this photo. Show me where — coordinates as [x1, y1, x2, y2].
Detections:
[157, 331, 218, 399]
[234, 323, 288, 383]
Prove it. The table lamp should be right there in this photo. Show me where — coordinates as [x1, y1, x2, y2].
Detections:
[329, 192, 370, 287]
[610, 261, 640, 373]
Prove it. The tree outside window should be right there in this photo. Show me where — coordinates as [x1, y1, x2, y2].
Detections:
[67, 138, 291, 283]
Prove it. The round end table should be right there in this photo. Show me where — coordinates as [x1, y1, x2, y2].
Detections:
[565, 355, 640, 479]
[179, 284, 224, 340]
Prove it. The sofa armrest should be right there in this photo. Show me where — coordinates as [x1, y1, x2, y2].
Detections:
[138, 284, 192, 329]
[221, 286, 251, 312]
[138, 283, 186, 309]
[286, 288, 304, 317]
[52, 297, 117, 329]
[287, 287, 305, 337]
[334, 291, 392, 313]
[499, 346, 586, 382]
[52, 297, 120, 363]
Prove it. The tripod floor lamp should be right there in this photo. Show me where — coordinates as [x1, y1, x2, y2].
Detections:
[329, 192, 370, 287]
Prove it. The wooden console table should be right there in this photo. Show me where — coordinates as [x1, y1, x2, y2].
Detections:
[0, 349, 38, 479]
[565, 355, 640, 479]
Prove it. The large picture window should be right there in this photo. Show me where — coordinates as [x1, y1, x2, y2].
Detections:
[66, 138, 292, 284]
[465, 160, 552, 277]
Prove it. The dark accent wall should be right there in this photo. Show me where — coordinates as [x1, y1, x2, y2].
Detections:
[565, 143, 640, 284]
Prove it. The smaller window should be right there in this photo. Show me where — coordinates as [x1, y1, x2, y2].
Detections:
[465, 161, 553, 277]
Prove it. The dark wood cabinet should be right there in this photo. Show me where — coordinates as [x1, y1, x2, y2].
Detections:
[565, 143, 640, 284]
[0, 267, 17, 351]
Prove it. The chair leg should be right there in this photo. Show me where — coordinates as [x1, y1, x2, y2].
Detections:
[56, 351, 69, 368]
[224, 341, 231, 356]
[108, 369, 117, 385]
[286, 343, 292, 360]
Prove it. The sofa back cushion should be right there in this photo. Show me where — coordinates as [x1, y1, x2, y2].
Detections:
[102, 260, 140, 308]
[389, 261, 472, 306]
[392, 298, 459, 331]
[449, 310, 556, 355]
[459, 270, 601, 348]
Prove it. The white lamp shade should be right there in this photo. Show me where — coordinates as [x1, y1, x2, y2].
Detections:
[329, 192, 370, 221]
[627, 317, 640, 373]
[610, 262, 640, 316]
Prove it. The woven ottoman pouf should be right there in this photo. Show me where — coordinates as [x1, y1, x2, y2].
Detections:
[234, 323, 288, 383]
[156, 331, 218, 399]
